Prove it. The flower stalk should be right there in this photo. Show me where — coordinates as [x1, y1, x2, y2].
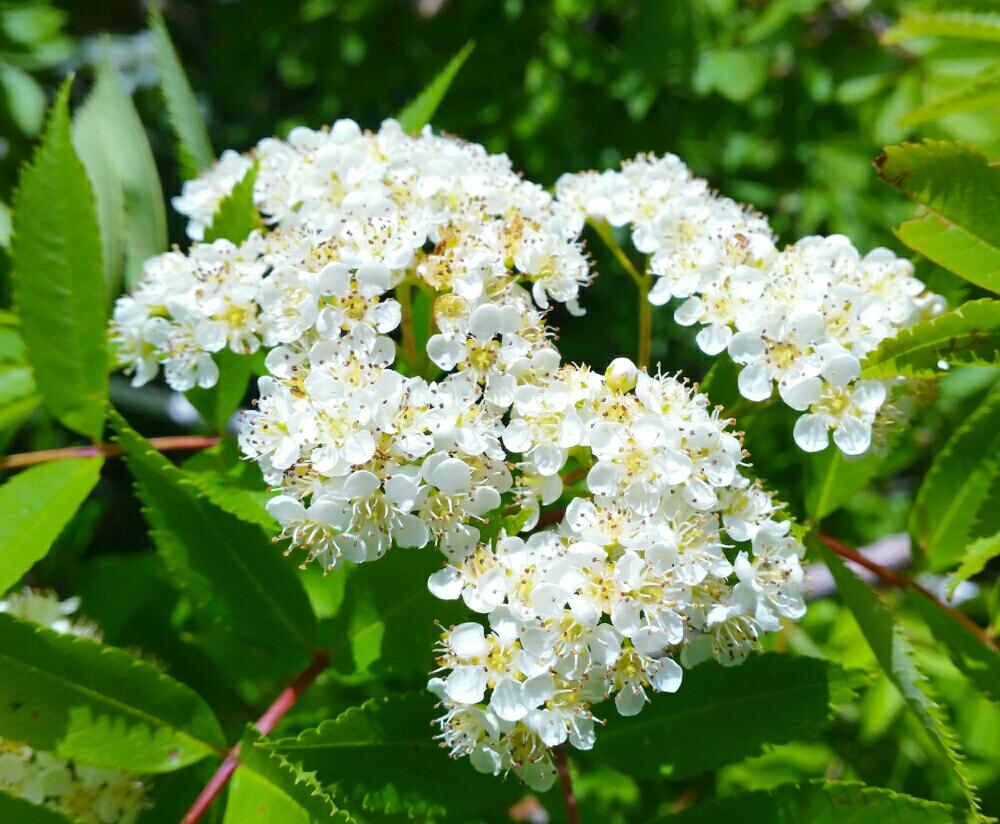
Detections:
[0, 435, 220, 471]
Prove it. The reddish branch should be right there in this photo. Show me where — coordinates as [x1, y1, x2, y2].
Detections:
[818, 533, 998, 651]
[553, 744, 580, 824]
[0, 435, 220, 470]
[181, 649, 330, 824]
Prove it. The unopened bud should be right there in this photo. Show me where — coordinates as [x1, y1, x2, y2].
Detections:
[605, 357, 638, 392]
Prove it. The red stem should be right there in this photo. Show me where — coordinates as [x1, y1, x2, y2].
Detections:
[181, 650, 330, 824]
[553, 744, 580, 824]
[0, 435, 220, 470]
[818, 533, 998, 651]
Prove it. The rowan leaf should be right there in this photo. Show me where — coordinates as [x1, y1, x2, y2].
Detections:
[861, 299, 1000, 379]
[656, 779, 968, 823]
[110, 409, 316, 667]
[593, 654, 848, 780]
[265, 693, 521, 819]
[73, 54, 167, 294]
[819, 545, 981, 817]
[885, 11, 1000, 43]
[875, 141, 1000, 294]
[910, 381, 1000, 571]
[202, 161, 261, 245]
[11, 77, 107, 440]
[148, 3, 213, 179]
[397, 41, 474, 134]
[0, 611, 226, 773]
[0, 458, 103, 595]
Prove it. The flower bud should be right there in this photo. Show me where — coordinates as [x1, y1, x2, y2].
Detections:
[605, 357, 638, 392]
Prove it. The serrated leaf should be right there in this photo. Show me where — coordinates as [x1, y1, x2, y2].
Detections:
[225, 728, 350, 824]
[148, 3, 213, 179]
[265, 693, 522, 819]
[0, 458, 103, 595]
[655, 779, 967, 823]
[907, 591, 1000, 704]
[819, 544, 981, 816]
[110, 409, 316, 665]
[0, 612, 226, 773]
[593, 654, 843, 780]
[322, 548, 466, 680]
[806, 448, 880, 522]
[12, 77, 107, 440]
[910, 381, 1000, 571]
[0, 790, 83, 824]
[396, 41, 474, 134]
[901, 63, 1000, 126]
[182, 441, 275, 531]
[861, 299, 1000, 378]
[73, 54, 167, 292]
[949, 532, 1000, 594]
[885, 11, 1000, 43]
[184, 350, 252, 433]
[876, 141, 1000, 294]
[203, 161, 261, 244]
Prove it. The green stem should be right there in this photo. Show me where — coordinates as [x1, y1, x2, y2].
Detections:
[638, 273, 652, 370]
[396, 281, 419, 373]
[589, 219, 645, 288]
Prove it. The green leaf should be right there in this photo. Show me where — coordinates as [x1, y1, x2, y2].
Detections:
[861, 299, 1000, 379]
[910, 381, 1000, 571]
[806, 448, 880, 522]
[655, 779, 968, 823]
[0, 611, 226, 773]
[900, 64, 1000, 126]
[949, 532, 1000, 593]
[110, 409, 316, 663]
[885, 11, 1000, 43]
[876, 141, 1000, 294]
[907, 592, 1000, 704]
[148, 3, 213, 179]
[202, 161, 261, 244]
[225, 728, 349, 824]
[693, 47, 770, 103]
[11, 77, 107, 440]
[593, 654, 844, 780]
[0, 458, 103, 595]
[182, 440, 275, 530]
[184, 350, 252, 433]
[0, 62, 46, 135]
[72, 54, 167, 292]
[396, 41, 474, 134]
[818, 544, 981, 816]
[266, 693, 521, 819]
[0, 790, 83, 824]
[322, 548, 466, 680]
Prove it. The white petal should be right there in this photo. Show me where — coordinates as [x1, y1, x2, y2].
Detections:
[737, 363, 773, 402]
[445, 665, 487, 704]
[696, 324, 733, 356]
[833, 418, 872, 456]
[793, 413, 829, 452]
[428, 566, 463, 600]
[649, 657, 683, 693]
[450, 622, 489, 658]
[429, 457, 473, 494]
[779, 377, 822, 412]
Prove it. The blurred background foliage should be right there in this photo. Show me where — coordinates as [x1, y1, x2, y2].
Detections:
[0, 0, 997, 820]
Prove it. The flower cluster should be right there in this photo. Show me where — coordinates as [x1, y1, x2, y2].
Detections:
[0, 590, 148, 824]
[107, 120, 900, 791]
[426, 361, 805, 789]
[557, 155, 943, 455]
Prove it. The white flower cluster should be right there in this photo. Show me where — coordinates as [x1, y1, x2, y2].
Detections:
[0, 590, 148, 824]
[557, 155, 944, 455]
[110, 122, 832, 791]
[426, 360, 805, 790]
